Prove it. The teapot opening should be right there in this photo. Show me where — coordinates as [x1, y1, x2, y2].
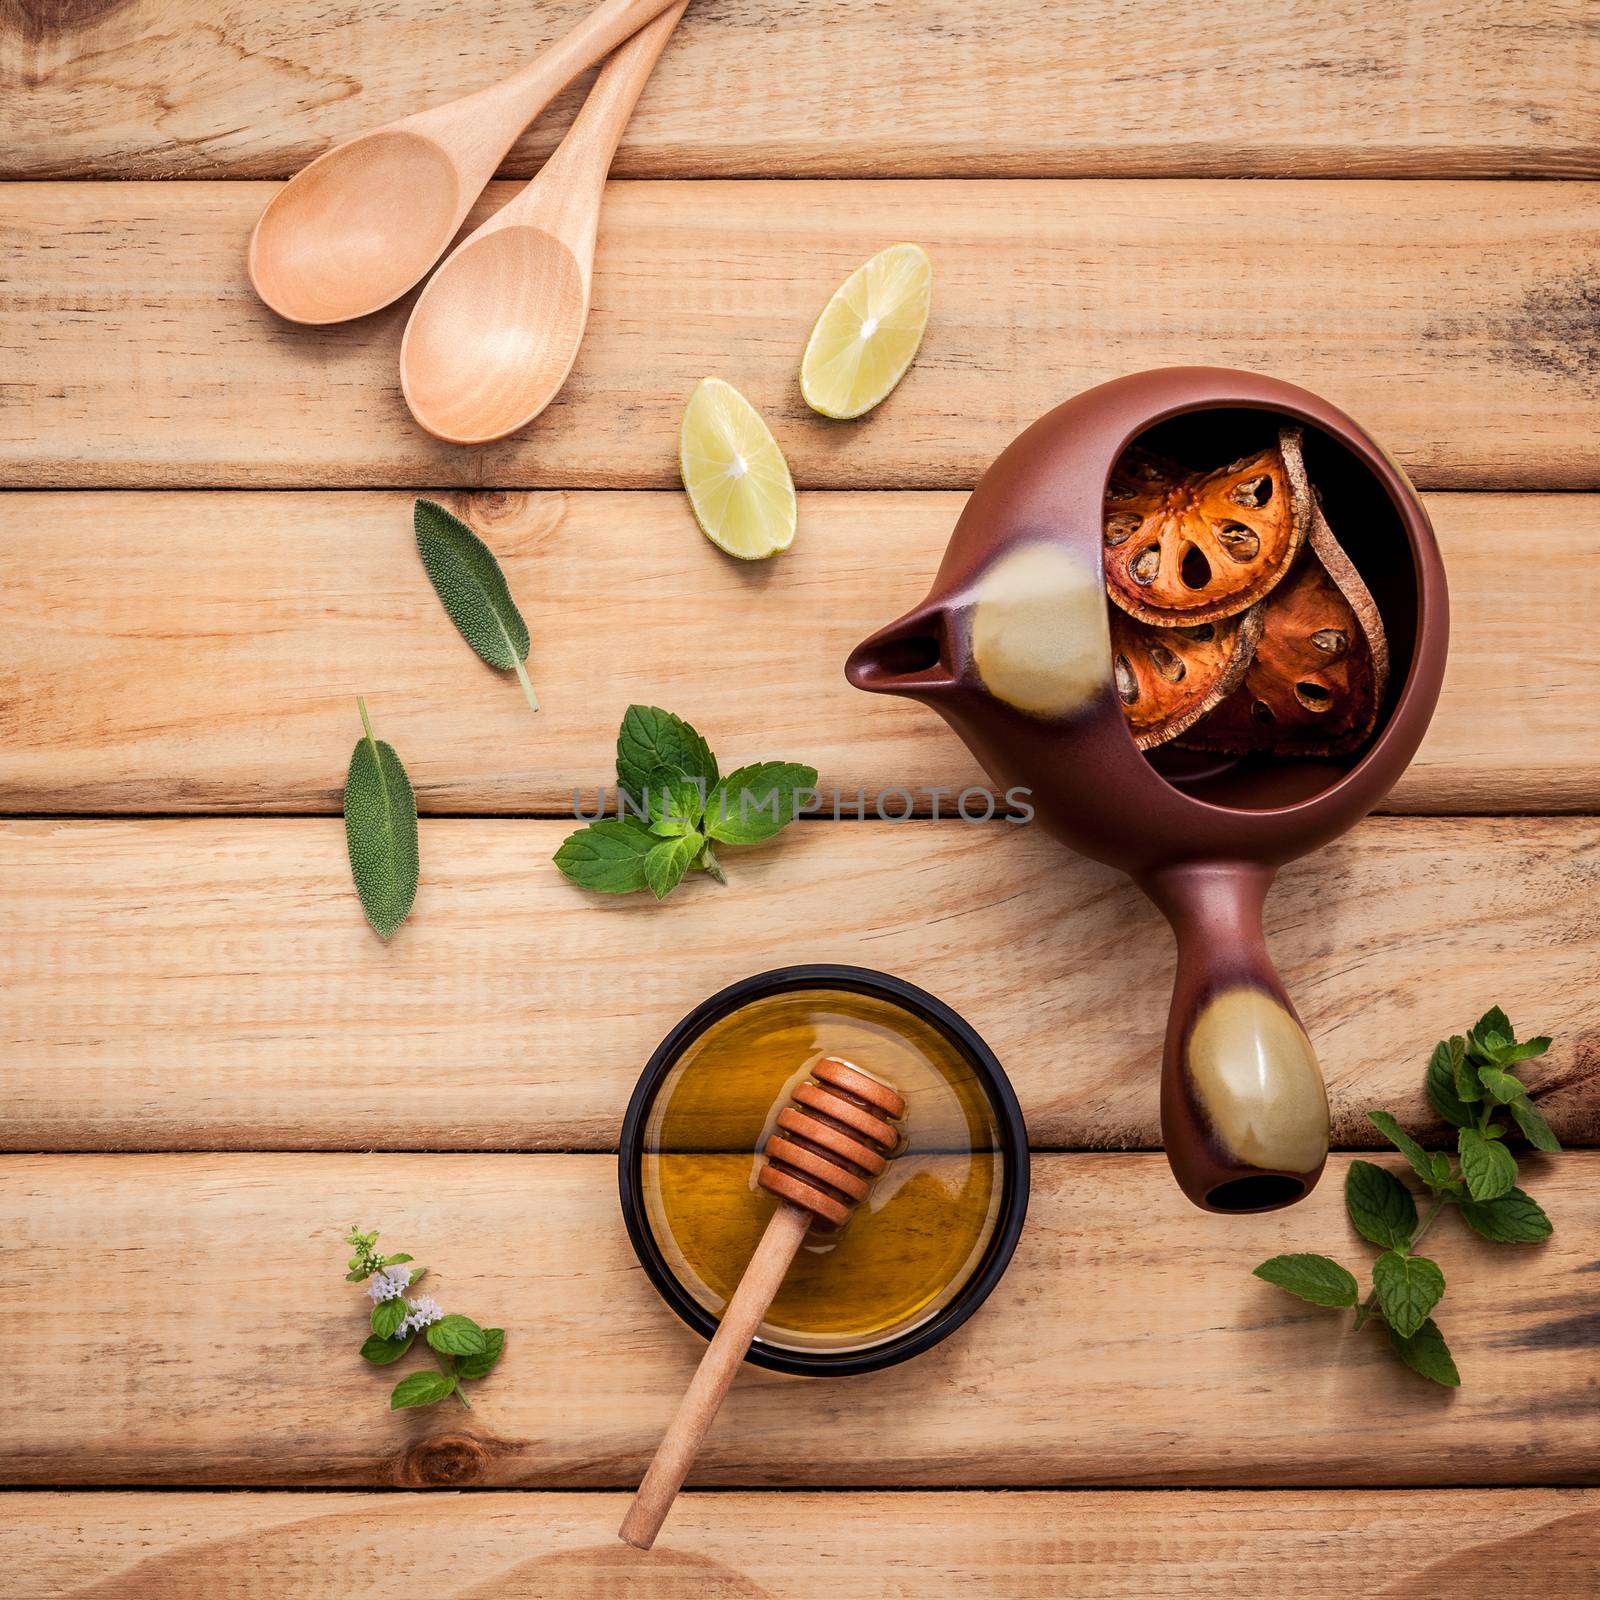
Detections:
[1119, 406, 1423, 814]
[845, 604, 953, 696]
[1205, 1174, 1308, 1212]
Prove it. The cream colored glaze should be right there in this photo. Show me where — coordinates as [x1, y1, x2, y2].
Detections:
[969, 541, 1109, 717]
[1186, 987, 1328, 1173]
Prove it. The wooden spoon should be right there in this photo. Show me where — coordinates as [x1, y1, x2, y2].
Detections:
[619, 1056, 906, 1551]
[248, 0, 682, 326]
[399, 1, 688, 445]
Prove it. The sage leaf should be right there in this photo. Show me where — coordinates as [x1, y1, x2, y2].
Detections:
[643, 833, 701, 901]
[553, 818, 658, 893]
[1458, 1127, 1518, 1201]
[1344, 1160, 1417, 1251]
[370, 1295, 407, 1339]
[457, 1328, 505, 1381]
[1372, 1251, 1445, 1339]
[1459, 1187, 1553, 1243]
[1253, 1253, 1359, 1308]
[344, 698, 419, 940]
[1387, 1317, 1460, 1387]
[704, 762, 819, 845]
[426, 1314, 488, 1357]
[360, 1329, 416, 1365]
[390, 1369, 456, 1409]
[618, 705, 717, 800]
[1476, 1064, 1526, 1105]
[414, 498, 537, 712]
[1507, 1094, 1561, 1153]
[1366, 1111, 1437, 1190]
[1425, 1037, 1471, 1129]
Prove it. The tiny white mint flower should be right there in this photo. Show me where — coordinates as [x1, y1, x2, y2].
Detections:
[365, 1266, 412, 1303]
[398, 1295, 444, 1337]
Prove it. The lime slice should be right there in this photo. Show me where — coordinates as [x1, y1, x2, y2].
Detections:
[800, 243, 932, 420]
[679, 377, 797, 560]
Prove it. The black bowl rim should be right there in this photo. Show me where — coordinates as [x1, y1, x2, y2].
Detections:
[617, 963, 1031, 1377]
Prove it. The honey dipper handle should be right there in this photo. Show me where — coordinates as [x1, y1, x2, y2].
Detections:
[620, 1201, 812, 1550]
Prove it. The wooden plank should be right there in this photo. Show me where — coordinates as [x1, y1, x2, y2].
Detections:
[4, 1153, 1597, 1486]
[2, 817, 1594, 1152]
[7, 1489, 1598, 1597]
[4, 181, 1598, 491]
[1, 489, 1595, 816]
[4, 2, 1597, 182]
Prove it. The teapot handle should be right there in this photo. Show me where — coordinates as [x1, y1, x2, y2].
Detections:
[1139, 861, 1329, 1212]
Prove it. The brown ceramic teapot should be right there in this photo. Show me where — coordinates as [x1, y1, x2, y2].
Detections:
[847, 368, 1449, 1213]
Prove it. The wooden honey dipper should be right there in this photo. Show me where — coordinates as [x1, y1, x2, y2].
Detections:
[620, 1055, 906, 1550]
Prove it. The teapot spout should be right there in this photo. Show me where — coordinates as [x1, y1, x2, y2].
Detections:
[845, 600, 956, 699]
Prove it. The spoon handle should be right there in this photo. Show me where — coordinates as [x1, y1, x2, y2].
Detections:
[532, 0, 690, 227]
[411, 0, 685, 189]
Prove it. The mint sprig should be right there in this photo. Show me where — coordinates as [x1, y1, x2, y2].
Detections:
[1252, 1007, 1559, 1386]
[554, 706, 817, 900]
[343, 1226, 507, 1412]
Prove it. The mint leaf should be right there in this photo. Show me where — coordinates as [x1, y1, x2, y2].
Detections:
[457, 1327, 505, 1380]
[1425, 1037, 1471, 1128]
[1345, 1161, 1417, 1251]
[1454, 1048, 1484, 1105]
[1459, 1187, 1553, 1243]
[1366, 1111, 1438, 1189]
[426, 1314, 488, 1357]
[390, 1370, 456, 1409]
[617, 706, 717, 800]
[1387, 1317, 1460, 1387]
[379, 1253, 413, 1267]
[360, 1329, 416, 1365]
[704, 762, 819, 845]
[643, 833, 700, 901]
[344, 698, 419, 941]
[1495, 1036, 1552, 1066]
[1468, 1006, 1514, 1059]
[414, 498, 537, 712]
[1372, 1250, 1445, 1339]
[1253, 1254, 1359, 1308]
[370, 1296, 407, 1339]
[1507, 1094, 1561, 1153]
[1458, 1127, 1518, 1200]
[644, 768, 705, 837]
[1476, 1064, 1526, 1105]
[553, 818, 657, 893]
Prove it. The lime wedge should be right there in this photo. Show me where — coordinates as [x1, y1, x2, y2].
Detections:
[679, 377, 797, 560]
[800, 243, 932, 420]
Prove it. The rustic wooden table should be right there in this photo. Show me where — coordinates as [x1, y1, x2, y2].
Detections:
[3, 3, 1598, 1594]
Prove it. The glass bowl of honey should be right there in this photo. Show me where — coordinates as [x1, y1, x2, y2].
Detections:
[619, 964, 1029, 1375]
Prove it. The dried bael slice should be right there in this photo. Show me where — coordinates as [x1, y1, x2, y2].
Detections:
[1104, 428, 1311, 625]
[1181, 502, 1390, 757]
[1110, 604, 1265, 750]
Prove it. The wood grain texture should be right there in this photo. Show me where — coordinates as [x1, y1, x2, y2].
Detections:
[5, 181, 1599, 490]
[2, 489, 1597, 815]
[4, 1153, 1598, 1486]
[4, 2, 1598, 182]
[7, 1489, 1598, 1598]
[2, 817, 1594, 1152]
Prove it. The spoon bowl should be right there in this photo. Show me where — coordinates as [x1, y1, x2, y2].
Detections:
[250, 131, 462, 325]
[401, 225, 588, 443]
[399, 1, 688, 444]
[246, 0, 683, 325]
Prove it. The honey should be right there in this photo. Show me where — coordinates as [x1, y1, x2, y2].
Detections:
[638, 986, 1007, 1354]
